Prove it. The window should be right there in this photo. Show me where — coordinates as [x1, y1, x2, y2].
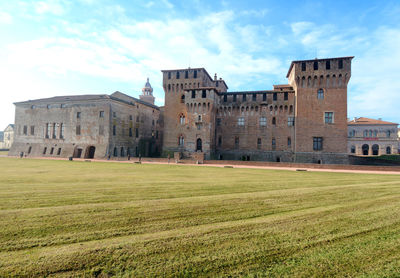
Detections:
[185, 71, 188, 79]
[180, 115, 185, 125]
[338, 59, 343, 69]
[60, 124, 64, 139]
[284, 92, 288, 101]
[218, 136, 222, 147]
[386, 146, 391, 154]
[260, 117, 267, 126]
[135, 128, 139, 138]
[238, 117, 245, 126]
[191, 90, 196, 98]
[112, 125, 116, 136]
[168, 84, 171, 91]
[288, 117, 295, 126]
[263, 93, 267, 101]
[301, 62, 306, 71]
[349, 130, 356, 137]
[168, 72, 171, 79]
[313, 137, 323, 151]
[252, 94, 257, 101]
[77, 112, 81, 119]
[180, 94, 185, 103]
[30, 126, 34, 135]
[287, 137, 291, 147]
[99, 111, 104, 118]
[113, 147, 118, 157]
[23, 125, 27, 135]
[178, 135, 184, 146]
[243, 94, 246, 101]
[176, 72, 180, 79]
[317, 88, 324, 99]
[50, 147, 54, 155]
[57, 148, 61, 155]
[202, 90, 206, 98]
[351, 146, 356, 153]
[113, 112, 116, 118]
[223, 95, 227, 102]
[273, 92, 277, 101]
[129, 127, 132, 137]
[257, 138, 261, 149]
[43, 147, 47, 154]
[272, 117, 276, 125]
[53, 123, 58, 139]
[60, 104, 66, 108]
[194, 70, 197, 78]
[324, 112, 334, 124]
[99, 125, 104, 136]
[363, 130, 368, 137]
[272, 138, 276, 150]
[314, 61, 318, 70]
[326, 60, 331, 70]
[28, 146, 32, 154]
[121, 147, 125, 157]
[129, 115, 133, 121]
[233, 94, 237, 102]
[387, 130, 391, 138]
[76, 125, 81, 135]
[217, 118, 221, 126]
[235, 136, 239, 148]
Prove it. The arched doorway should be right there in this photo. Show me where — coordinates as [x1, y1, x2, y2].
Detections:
[196, 138, 202, 152]
[386, 146, 391, 154]
[85, 146, 96, 159]
[372, 144, 379, 155]
[362, 144, 369, 155]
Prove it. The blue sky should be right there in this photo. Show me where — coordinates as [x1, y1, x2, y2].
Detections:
[1, 0, 400, 130]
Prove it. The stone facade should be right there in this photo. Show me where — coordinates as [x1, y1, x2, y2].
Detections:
[162, 57, 353, 164]
[0, 124, 14, 149]
[348, 117, 398, 155]
[9, 87, 162, 159]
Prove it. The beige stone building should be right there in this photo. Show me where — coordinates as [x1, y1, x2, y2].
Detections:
[0, 124, 14, 150]
[9, 81, 162, 159]
[348, 117, 398, 155]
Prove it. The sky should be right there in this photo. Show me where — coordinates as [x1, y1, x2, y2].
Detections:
[1, 0, 400, 130]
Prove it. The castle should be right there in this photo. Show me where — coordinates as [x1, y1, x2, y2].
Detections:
[9, 56, 354, 164]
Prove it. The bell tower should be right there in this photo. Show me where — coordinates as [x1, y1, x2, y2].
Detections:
[139, 78, 155, 105]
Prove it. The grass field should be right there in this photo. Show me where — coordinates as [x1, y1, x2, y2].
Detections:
[0, 158, 400, 277]
[0, 150, 8, 156]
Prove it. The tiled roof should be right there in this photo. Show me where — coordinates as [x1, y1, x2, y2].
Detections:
[348, 117, 398, 125]
[14, 95, 110, 104]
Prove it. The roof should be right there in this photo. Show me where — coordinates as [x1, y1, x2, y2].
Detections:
[222, 89, 295, 95]
[348, 117, 398, 126]
[14, 95, 110, 105]
[111, 91, 159, 109]
[161, 67, 228, 89]
[286, 56, 355, 77]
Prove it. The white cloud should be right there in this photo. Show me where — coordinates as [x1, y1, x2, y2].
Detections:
[34, 0, 68, 15]
[0, 11, 12, 24]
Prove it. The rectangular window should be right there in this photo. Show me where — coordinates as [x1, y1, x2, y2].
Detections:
[112, 125, 116, 136]
[202, 90, 206, 98]
[233, 94, 237, 102]
[288, 137, 291, 147]
[272, 138, 276, 150]
[129, 127, 133, 137]
[113, 112, 116, 118]
[338, 59, 343, 69]
[45, 123, 50, 138]
[237, 117, 245, 126]
[216, 118, 221, 126]
[53, 123, 58, 139]
[273, 93, 277, 101]
[176, 72, 180, 79]
[326, 60, 331, 70]
[257, 138, 261, 149]
[30, 126, 34, 135]
[129, 115, 133, 121]
[99, 111, 104, 118]
[284, 92, 288, 101]
[191, 90, 196, 98]
[242, 94, 246, 101]
[57, 148, 61, 155]
[99, 125, 104, 136]
[156, 131, 159, 139]
[218, 136, 222, 147]
[263, 93, 266, 101]
[50, 147, 54, 155]
[235, 136, 239, 148]
[23, 125, 27, 135]
[313, 137, 323, 151]
[43, 147, 47, 154]
[324, 112, 334, 124]
[301, 62, 306, 71]
[76, 125, 81, 135]
[252, 94, 257, 101]
[135, 128, 139, 138]
[77, 112, 81, 119]
[193, 70, 197, 78]
[185, 71, 188, 79]
[168, 72, 171, 79]
[313, 61, 318, 70]
[260, 117, 267, 126]
[223, 95, 227, 102]
[317, 89, 324, 99]
[288, 117, 295, 126]
[60, 123, 64, 139]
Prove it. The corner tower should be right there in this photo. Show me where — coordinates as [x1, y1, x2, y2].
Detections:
[287, 56, 354, 163]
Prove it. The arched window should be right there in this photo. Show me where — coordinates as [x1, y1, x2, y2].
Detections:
[120, 147, 124, 157]
[386, 146, 391, 154]
[178, 135, 184, 146]
[181, 94, 185, 103]
[179, 114, 185, 125]
[362, 144, 369, 155]
[372, 144, 379, 155]
[317, 89, 324, 99]
[374, 130, 378, 137]
[196, 138, 202, 151]
[351, 146, 356, 153]
[369, 130, 373, 137]
[113, 147, 118, 157]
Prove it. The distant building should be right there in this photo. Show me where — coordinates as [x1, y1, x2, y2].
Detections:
[348, 117, 398, 155]
[9, 81, 162, 159]
[0, 124, 14, 150]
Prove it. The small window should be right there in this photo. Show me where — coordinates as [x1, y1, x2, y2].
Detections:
[272, 138, 276, 150]
[202, 90, 206, 98]
[168, 72, 171, 79]
[23, 125, 27, 135]
[180, 115, 185, 125]
[284, 92, 288, 101]
[50, 147, 54, 155]
[313, 61, 318, 70]
[129, 127, 132, 137]
[99, 111, 104, 118]
[77, 112, 81, 119]
[223, 95, 227, 102]
[317, 89, 324, 99]
[129, 115, 133, 121]
[235, 136, 239, 148]
[326, 60, 331, 70]
[238, 117, 245, 126]
[273, 93, 277, 101]
[193, 70, 197, 78]
[233, 94, 237, 102]
[60, 104, 66, 108]
[113, 112, 116, 118]
[288, 117, 295, 126]
[181, 94, 185, 103]
[30, 126, 34, 135]
[387, 130, 391, 138]
[301, 62, 306, 71]
[263, 93, 266, 101]
[218, 136, 222, 147]
[185, 71, 188, 79]
[113, 147, 118, 157]
[135, 128, 139, 138]
[351, 146, 356, 153]
[217, 118, 221, 126]
[178, 135, 184, 146]
[60, 123, 64, 139]
[260, 117, 267, 126]
[112, 125, 116, 136]
[313, 137, 323, 151]
[287, 137, 291, 147]
[272, 117, 276, 125]
[57, 148, 61, 155]
[257, 138, 261, 149]
[176, 72, 180, 79]
[338, 59, 343, 69]
[386, 146, 391, 154]
[76, 125, 81, 135]
[191, 90, 196, 98]
[252, 94, 257, 101]
[243, 94, 246, 101]
[324, 112, 334, 124]
[43, 147, 47, 154]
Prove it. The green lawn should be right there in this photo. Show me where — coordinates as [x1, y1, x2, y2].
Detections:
[0, 158, 400, 277]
